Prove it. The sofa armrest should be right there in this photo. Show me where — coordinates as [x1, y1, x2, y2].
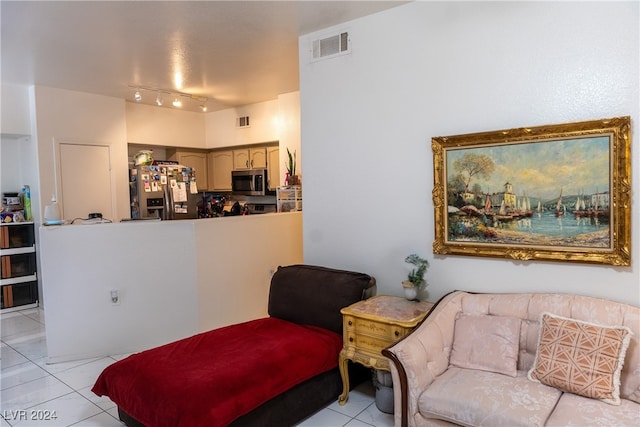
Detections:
[383, 291, 465, 427]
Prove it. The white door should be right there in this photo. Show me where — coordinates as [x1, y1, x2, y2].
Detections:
[59, 143, 113, 220]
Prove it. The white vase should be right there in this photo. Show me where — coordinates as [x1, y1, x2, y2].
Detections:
[404, 286, 418, 301]
[44, 196, 61, 222]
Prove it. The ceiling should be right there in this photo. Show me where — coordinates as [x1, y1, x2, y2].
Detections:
[1, 1, 408, 112]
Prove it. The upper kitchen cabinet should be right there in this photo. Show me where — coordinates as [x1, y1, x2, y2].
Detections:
[233, 150, 250, 170]
[207, 151, 233, 191]
[167, 149, 209, 190]
[127, 103, 206, 148]
[233, 148, 267, 170]
[267, 146, 280, 190]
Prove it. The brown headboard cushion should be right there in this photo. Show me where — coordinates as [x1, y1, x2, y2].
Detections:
[268, 264, 374, 335]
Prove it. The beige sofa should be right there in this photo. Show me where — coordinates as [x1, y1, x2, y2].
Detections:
[383, 291, 640, 427]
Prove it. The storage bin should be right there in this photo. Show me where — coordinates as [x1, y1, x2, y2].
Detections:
[277, 186, 302, 212]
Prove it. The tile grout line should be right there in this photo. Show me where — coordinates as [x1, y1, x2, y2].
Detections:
[3, 308, 391, 427]
[1, 352, 118, 426]
[1, 309, 118, 426]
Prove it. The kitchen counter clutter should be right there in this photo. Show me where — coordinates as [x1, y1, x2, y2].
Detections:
[1, 221, 39, 312]
[39, 211, 303, 363]
[277, 185, 302, 212]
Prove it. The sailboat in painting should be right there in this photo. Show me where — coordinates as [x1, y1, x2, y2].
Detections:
[555, 188, 566, 217]
[573, 192, 587, 217]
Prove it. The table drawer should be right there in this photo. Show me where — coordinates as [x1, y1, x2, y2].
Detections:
[344, 331, 391, 354]
[344, 316, 406, 341]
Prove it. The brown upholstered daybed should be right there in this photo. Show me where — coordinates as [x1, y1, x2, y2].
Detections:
[92, 264, 375, 426]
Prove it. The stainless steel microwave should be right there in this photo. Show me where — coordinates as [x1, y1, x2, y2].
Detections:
[231, 169, 270, 196]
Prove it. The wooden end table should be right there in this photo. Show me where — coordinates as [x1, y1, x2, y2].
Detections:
[338, 295, 434, 405]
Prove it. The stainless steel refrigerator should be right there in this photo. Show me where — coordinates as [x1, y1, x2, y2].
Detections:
[130, 163, 199, 220]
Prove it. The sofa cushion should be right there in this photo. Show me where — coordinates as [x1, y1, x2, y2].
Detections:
[545, 391, 640, 426]
[449, 313, 521, 377]
[528, 312, 633, 405]
[267, 264, 373, 334]
[92, 318, 343, 427]
[419, 367, 561, 427]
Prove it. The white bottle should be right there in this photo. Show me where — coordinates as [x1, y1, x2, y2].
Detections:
[44, 195, 61, 223]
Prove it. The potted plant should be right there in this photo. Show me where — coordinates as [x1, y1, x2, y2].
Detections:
[402, 254, 429, 301]
[285, 148, 299, 185]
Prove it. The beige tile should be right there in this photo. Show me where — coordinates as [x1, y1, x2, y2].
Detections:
[12, 392, 102, 427]
[1, 342, 29, 369]
[297, 408, 353, 426]
[71, 411, 125, 426]
[0, 375, 73, 412]
[53, 358, 117, 391]
[1, 360, 49, 390]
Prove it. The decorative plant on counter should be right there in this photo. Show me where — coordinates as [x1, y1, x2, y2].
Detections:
[286, 148, 296, 176]
[402, 254, 429, 301]
[285, 148, 298, 185]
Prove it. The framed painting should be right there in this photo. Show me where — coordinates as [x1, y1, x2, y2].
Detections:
[432, 116, 631, 266]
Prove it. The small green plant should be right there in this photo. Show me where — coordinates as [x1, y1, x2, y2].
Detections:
[404, 254, 429, 289]
[285, 148, 296, 176]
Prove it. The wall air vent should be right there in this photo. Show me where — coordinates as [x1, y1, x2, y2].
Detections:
[237, 116, 250, 128]
[311, 32, 350, 61]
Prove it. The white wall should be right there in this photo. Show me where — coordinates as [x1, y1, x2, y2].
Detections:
[39, 212, 302, 362]
[195, 212, 303, 330]
[1, 83, 31, 136]
[1, 136, 29, 193]
[204, 93, 301, 186]
[0, 84, 40, 222]
[126, 102, 206, 148]
[40, 221, 200, 362]
[299, 2, 639, 305]
[278, 91, 302, 183]
[205, 98, 280, 147]
[33, 87, 129, 222]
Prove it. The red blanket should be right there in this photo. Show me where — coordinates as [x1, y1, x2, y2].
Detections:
[92, 318, 342, 427]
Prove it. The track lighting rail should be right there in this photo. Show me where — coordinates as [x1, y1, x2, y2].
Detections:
[127, 84, 208, 111]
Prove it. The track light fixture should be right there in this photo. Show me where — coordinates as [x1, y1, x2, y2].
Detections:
[128, 84, 208, 111]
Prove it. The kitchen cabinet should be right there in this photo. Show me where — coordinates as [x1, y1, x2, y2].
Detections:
[1, 222, 38, 312]
[267, 146, 280, 190]
[233, 148, 267, 170]
[168, 149, 209, 191]
[207, 150, 233, 191]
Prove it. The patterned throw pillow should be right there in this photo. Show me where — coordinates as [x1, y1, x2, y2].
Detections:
[449, 313, 521, 377]
[528, 312, 633, 405]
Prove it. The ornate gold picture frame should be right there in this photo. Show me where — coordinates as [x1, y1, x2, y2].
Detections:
[432, 116, 631, 266]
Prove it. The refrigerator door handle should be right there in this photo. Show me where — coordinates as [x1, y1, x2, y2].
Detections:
[163, 184, 174, 220]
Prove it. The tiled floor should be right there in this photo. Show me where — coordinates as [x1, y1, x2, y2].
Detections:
[1, 307, 394, 427]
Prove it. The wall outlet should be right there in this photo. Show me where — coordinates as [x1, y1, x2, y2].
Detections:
[110, 290, 120, 305]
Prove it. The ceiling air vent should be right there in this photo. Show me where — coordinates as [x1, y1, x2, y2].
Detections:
[312, 31, 350, 61]
[237, 116, 250, 128]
